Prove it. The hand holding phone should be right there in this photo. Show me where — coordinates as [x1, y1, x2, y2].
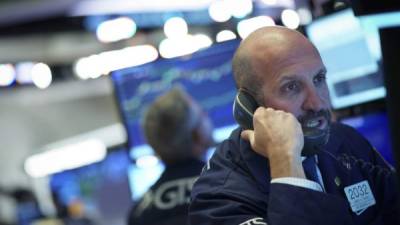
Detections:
[233, 90, 325, 157]
[240, 107, 304, 160]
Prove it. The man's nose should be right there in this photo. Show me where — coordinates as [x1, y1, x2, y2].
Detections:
[302, 88, 324, 112]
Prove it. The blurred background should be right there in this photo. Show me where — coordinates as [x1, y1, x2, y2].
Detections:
[0, 0, 399, 224]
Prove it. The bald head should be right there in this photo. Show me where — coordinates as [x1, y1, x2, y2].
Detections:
[232, 26, 321, 101]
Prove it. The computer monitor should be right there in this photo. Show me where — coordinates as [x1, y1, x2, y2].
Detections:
[340, 111, 394, 165]
[379, 25, 400, 184]
[306, 9, 400, 109]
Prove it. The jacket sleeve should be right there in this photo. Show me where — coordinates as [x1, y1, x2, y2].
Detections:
[189, 139, 270, 225]
[189, 188, 268, 225]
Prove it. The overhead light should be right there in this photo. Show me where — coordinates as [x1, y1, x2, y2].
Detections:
[159, 37, 194, 59]
[74, 45, 158, 79]
[164, 17, 188, 39]
[237, 16, 276, 39]
[193, 34, 213, 48]
[71, 0, 214, 16]
[15, 62, 35, 84]
[86, 55, 104, 79]
[261, 0, 278, 5]
[96, 17, 137, 43]
[0, 64, 16, 87]
[159, 34, 212, 59]
[261, 0, 295, 8]
[216, 30, 237, 42]
[208, 0, 231, 22]
[297, 7, 313, 25]
[99, 45, 159, 73]
[74, 55, 106, 80]
[31, 63, 52, 89]
[230, 0, 253, 18]
[74, 57, 94, 80]
[281, 9, 300, 29]
[25, 139, 107, 178]
[209, 0, 252, 22]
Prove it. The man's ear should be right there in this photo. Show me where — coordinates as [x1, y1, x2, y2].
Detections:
[190, 127, 204, 158]
[191, 126, 203, 146]
[192, 123, 215, 148]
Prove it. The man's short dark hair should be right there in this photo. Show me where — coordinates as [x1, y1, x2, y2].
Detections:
[143, 87, 200, 164]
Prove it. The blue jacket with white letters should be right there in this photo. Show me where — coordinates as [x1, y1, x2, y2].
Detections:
[128, 159, 204, 225]
[189, 123, 399, 225]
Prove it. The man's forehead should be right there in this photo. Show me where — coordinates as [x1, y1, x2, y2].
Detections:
[251, 51, 325, 83]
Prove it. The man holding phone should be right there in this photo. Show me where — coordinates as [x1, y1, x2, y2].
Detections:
[189, 26, 398, 225]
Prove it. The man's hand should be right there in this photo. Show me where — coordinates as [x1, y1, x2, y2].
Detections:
[241, 107, 306, 179]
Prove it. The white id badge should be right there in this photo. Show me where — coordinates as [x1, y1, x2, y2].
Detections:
[344, 180, 376, 214]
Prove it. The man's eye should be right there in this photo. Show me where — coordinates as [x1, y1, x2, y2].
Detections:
[283, 82, 299, 92]
[314, 73, 326, 84]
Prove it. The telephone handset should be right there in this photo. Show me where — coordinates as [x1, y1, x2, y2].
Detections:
[233, 90, 325, 156]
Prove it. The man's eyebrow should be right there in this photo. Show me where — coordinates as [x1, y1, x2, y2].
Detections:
[311, 68, 328, 78]
[278, 74, 300, 83]
[317, 67, 327, 75]
[279, 76, 295, 83]
[278, 67, 328, 84]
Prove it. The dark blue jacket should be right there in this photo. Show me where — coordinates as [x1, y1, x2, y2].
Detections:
[128, 159, 204, 225]
[189, 123, 399, 225]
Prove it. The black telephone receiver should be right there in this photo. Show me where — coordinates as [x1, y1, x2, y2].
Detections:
[233, 90, 325, 156]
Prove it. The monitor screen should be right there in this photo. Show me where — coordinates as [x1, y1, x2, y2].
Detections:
[340, 111, 394, 165]
[306, 9, 400, 109]
[111, 40, 239, 201]
[111, 40, 238, 146]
